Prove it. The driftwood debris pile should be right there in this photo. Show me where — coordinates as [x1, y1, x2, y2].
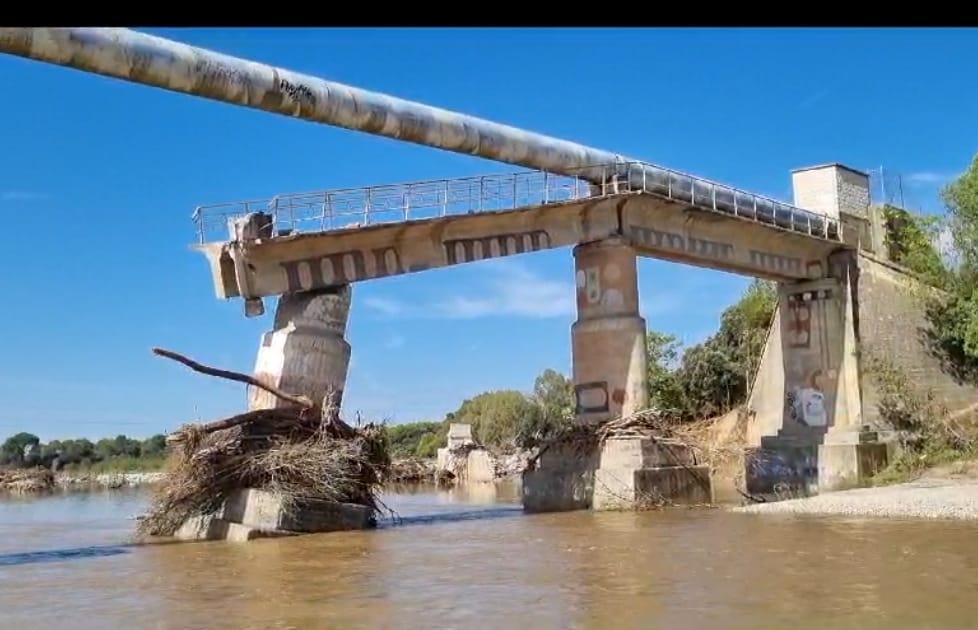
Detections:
[137, 348, 391, 538]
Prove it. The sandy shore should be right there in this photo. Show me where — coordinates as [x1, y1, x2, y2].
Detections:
[734, 475, 978, 520]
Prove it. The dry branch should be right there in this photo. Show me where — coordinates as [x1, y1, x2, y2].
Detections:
[151, 347, 313, 409]
[139, 348, 391, 538]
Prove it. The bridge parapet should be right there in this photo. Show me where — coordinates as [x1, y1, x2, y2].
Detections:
[191, 161, 843, 246]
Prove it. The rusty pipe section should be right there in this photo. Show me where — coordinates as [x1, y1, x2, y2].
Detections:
[0, 27, 838, 238]
[0, 27, 624, 183]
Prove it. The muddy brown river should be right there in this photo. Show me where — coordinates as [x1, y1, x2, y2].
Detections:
[1, 482, 977, 629]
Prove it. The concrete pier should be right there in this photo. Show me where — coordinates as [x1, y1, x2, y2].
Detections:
[173, 283, 367, 542]
[524, 237, 713, 511]
[249, 285, 353, 411]
[571, 237, 649, 423]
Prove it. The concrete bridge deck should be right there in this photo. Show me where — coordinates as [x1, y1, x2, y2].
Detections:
[193, 161, 848, 303]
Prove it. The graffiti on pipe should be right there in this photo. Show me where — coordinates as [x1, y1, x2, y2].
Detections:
[278, 78, 316, 105]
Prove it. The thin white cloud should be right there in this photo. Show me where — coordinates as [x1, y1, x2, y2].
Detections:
[1, 191, 48, 201]
[906, 171, 957, 186]
[363, 260, 575, 320]
[362, 296, 406, 316]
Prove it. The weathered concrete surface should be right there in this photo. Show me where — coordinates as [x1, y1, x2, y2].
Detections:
[593, 438, 713, 510]
[173, 285, 365, 542]
[525, 437, 714, 512]
[523, 442, 600, 513]
[173, 489, 374, 542]
[746, 250, 978, 493]
[195, 193, 840, 300]
[436, 423, 477, 472]
[746, 164, 978, 494]
[249, 286, 352, 411]
[856, 253, 978, 423]
[572, 237, 648, 424]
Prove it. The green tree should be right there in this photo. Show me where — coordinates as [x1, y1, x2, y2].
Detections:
[942, 154, 978, 272]
[0, 432, 40, 467]
[645, 330, 686, 416]
[669, 279, 777, 420]
[141, 434, 168, 458]
[532, 369, 574, 425]
[384, 421, 446, 459]
[882, 204, 949, 286]
[447, 390, 541, 452]
[519, 369, 575, 447]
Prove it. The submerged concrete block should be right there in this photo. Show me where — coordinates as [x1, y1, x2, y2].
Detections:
[171, 489, 374, 542]
[173, 514, 231, 541]
[223, 522, 297, 542]
[592, 465, 714, 510]
[522, 467, 595, 512]
[223, 489, 375, 533]
[591, 437, 713, 510]
[522, 441, 599, 513]
[523, 437, 715, 512]
[818, 441, 889, 491]
[599, 437, 697, 469]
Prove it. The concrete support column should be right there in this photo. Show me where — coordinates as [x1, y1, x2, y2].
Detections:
[248, 285, 353, 411]
[571, 236, 649, 423]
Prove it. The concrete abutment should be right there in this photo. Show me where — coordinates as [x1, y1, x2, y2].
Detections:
[746, 163, 978, 496]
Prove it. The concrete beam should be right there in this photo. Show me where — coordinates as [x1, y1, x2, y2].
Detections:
[196, 193, 844, 301]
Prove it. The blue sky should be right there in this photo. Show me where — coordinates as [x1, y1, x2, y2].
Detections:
[0, 27, 974, 440]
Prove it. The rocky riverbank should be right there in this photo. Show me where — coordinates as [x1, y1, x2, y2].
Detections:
[0, 468, 167, 495]
[56, 471, 167, 490]
[734, 463, 978, 520]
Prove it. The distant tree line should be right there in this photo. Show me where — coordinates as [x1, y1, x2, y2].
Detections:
[386, 279, 779, 457]
[0, 432, 168, 472]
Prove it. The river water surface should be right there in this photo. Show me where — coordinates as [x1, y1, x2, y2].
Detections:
[2, 482, 977, 629]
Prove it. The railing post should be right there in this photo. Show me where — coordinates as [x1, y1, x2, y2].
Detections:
[544, 171, 549, 204]
[270, 196, 280, 231]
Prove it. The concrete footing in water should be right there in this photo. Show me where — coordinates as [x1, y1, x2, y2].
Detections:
[745, 428, 896, 499]
[523, 436, 714, 512]
[174, 489, 375, 542]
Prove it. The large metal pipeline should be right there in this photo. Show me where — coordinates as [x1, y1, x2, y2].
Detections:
[0, 27, 838, 239]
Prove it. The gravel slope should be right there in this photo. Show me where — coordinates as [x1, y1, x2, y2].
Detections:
[733, 478, 978, 520]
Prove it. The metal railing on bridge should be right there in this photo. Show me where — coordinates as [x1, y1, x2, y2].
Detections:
[192, 161, 842, 245]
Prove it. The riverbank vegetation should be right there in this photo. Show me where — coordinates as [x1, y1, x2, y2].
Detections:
[860, 154, 978, 482]
[0, 432, 169, 473]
